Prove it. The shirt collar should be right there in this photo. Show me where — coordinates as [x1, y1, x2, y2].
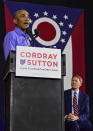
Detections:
[72, 89, 79, 94]
[14, 27, 29, 38]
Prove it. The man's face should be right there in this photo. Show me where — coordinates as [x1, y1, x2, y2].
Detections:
[14, 10, 30, 31]
[71, 77, 82, 90]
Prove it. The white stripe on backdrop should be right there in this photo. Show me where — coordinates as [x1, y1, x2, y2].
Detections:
[63, 37, 72, 90]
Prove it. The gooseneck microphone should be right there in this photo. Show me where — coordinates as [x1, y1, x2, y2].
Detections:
[26, 28, 40, 47]
[33, 29, 40, 38]
[26, 27, 34, 41]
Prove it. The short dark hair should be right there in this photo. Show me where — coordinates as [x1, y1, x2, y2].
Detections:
[13, 9, 28, 19]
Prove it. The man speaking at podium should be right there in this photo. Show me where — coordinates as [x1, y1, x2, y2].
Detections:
[3, 9, 32, 60]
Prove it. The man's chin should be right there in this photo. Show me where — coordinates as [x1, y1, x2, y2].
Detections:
[22, 25, 29, 30]
[72, 87, 77, 90]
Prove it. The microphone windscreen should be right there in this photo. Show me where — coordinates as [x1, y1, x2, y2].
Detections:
[34, 29, 40, 36]
[26, 28, 33, 39]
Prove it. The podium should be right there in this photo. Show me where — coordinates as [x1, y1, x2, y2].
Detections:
[4, 50, 66, 131]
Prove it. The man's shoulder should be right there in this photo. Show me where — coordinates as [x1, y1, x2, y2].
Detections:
[64, 89, 72, 94]
[79, 90, 89, 98]
[64, 89, 72, 100]
[4, 30, 17, 40]
[5, 30, 16, 36]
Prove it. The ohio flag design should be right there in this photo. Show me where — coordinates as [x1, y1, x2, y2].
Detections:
[4, 1, 86, 91]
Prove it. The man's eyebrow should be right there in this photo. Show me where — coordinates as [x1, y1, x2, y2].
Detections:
[20, 13, 25, 15]
[20, 13, 30, 17]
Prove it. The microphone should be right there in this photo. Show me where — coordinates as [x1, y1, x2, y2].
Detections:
[26, 28, 33, 40]
[26, 28, 40, 46]
[26, 28, 40, 39]
[33, 29, 40, 38]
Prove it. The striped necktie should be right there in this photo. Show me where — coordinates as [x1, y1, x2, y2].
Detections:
[73, 92, 79, 116]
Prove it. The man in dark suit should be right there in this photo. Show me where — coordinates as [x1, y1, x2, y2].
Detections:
[64, 74, 92, 131]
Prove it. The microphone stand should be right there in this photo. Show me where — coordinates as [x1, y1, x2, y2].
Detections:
[26, 28, 35, 47]
[26, 28, 40, 47]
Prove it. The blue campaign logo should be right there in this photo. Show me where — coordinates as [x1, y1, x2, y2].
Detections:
[20, 59, 26, 65]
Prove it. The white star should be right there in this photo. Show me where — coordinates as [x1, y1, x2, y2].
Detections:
[53, 46, 56, 48]
[34, 13, 39, 18]
[59, 21, 64, 26]
[61, 38, 66, 43]
[68, 23, 73, 28]
[43, 11, 48, 16]
[29, 19, 32, 24]
[62, 31, 67, 35]
[63, 14, 68, 20]
[52, 15, 57, 19]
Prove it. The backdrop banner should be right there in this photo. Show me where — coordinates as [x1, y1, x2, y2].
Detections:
[4, 1, 85, 91]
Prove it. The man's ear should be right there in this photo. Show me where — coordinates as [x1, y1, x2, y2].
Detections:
[13, 18, 17, 25]
[80, 82, 82, 87]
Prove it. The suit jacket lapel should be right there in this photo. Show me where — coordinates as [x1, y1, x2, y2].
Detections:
[68, 89, 72, 113]
[78, 91, 83, 111]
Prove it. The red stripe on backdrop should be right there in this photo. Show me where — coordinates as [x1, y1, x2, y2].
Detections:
[72, 12, 86, 92]
[4, 3, 15, 33]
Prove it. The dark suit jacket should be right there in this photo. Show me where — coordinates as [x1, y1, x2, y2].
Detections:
[64, 89, 90, 122]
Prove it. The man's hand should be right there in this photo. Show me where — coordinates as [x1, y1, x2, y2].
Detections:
[66, 113, 79, 121]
